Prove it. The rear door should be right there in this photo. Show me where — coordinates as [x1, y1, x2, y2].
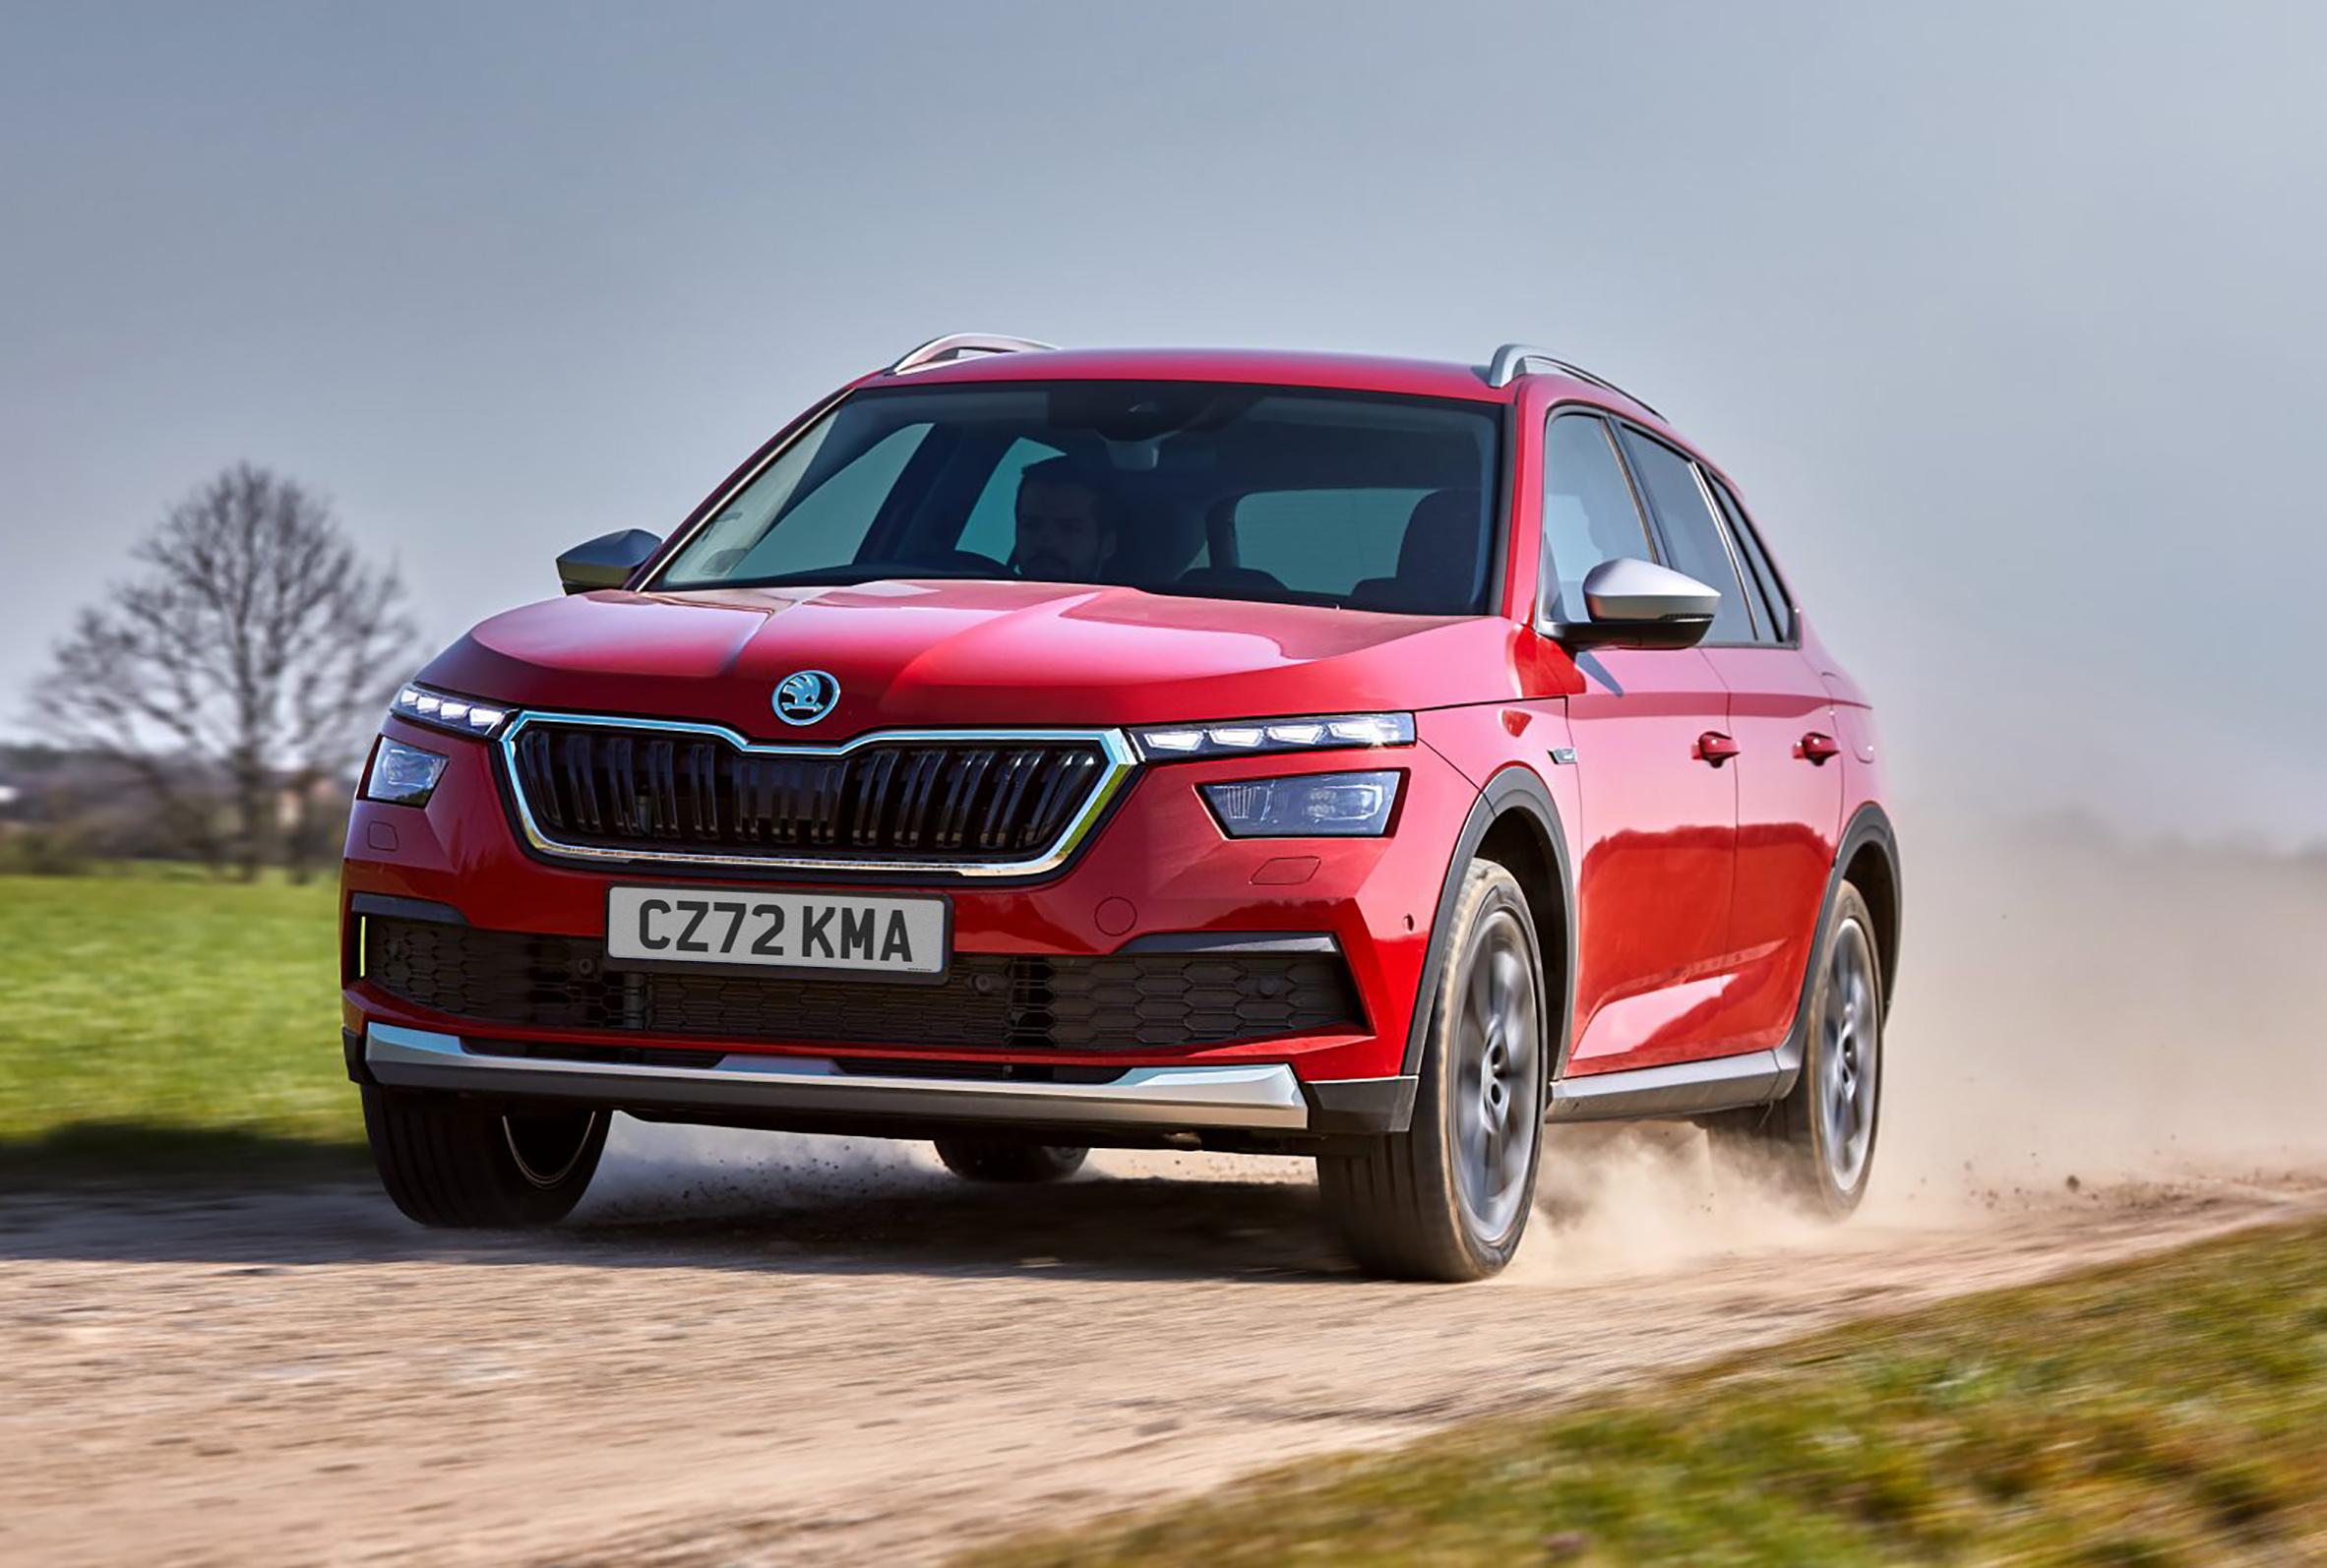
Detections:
[1541, 411, 1741, 1075]
[1621, 430, 1843, 1054]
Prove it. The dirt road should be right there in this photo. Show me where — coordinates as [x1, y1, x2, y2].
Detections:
[7, 1121, 2322, 1568]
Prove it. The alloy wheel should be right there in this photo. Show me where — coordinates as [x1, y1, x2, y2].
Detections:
[1816, 917, 1879, 1193]
[1451, 909, 1541, 1240]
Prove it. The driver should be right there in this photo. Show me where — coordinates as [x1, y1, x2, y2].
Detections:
[1011, 456, 1119, 582]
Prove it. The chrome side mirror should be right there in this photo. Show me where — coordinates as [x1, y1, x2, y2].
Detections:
[1560, 557, 1718, 650]
[556, 529, 662, 595]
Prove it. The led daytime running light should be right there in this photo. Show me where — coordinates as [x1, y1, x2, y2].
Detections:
[1133, 712, 1413, 761]
[391, 684, 512, 738]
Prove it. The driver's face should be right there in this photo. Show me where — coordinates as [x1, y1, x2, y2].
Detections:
[1013, 480, 1112, 581]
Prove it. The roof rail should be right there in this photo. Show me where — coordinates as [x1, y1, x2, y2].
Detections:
[1485, 343, 1665, 419]
[887, 333, 1057, 376]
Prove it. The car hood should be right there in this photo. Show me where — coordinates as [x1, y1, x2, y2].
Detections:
[420, 578, 1538, 739]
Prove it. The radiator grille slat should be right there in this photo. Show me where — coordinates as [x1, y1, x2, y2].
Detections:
[506, 723, 1117, 867]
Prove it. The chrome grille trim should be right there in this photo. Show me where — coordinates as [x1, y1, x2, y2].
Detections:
[497, 710, 1138, 877]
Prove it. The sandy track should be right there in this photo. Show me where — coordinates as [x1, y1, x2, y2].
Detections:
[6, 1123, 2322, 1568]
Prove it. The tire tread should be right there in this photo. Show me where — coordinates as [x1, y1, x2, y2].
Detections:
[1319, 860, 1543, 1282]
[362, 1086, 604, 1228]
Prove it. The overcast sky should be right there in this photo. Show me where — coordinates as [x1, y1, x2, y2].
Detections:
[5, 1, 2324, 841]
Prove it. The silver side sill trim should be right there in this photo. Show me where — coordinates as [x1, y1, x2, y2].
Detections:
[364, 1024, 1309, 1131]
[1550, 1049, 1784, 1122]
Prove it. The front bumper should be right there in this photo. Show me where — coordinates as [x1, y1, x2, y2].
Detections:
[344, 714, 1478, 1126]
[362, 1021, 1317, 1131]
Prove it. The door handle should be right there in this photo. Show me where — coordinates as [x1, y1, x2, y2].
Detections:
[1694, 731, 1740, 766]
[1797, 731, 1841, 765]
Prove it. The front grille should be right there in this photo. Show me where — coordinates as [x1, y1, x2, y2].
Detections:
[363, 918, 1361, 1052]
[505, 720, 1118, 868]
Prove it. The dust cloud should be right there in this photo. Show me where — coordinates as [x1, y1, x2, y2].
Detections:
[1518, 810, 2327, 1280]
[578, 811, 2327, 1271]
[1879, 809, 2327, 1187]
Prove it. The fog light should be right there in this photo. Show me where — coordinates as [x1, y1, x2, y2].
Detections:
[1200, 770, 1402, 838]
[364, 738, 448, 808]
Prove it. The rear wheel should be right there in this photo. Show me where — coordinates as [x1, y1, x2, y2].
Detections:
[1318, 860, 1546, 1281]
[1706, 881, 1883, 1215]
[362, 1086, 608, 1228]
[933, 1138, 1089, 1183]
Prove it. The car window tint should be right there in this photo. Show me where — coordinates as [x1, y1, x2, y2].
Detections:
[1709, 478, 1793, 642]
[1232, 488, 1426, 596]
[1541, 412, 1654, 622]
[657, 382, 1498, 610]
[725, 424, 932, 579]
[1618, 430, 1756, 643]
[955, 437, 1065, 564]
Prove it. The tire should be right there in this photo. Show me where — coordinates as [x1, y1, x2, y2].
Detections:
[933, 1139, 1089, 1183]
[362, 1085, 608, 1228]
[1705, 881, 1884, 1216]
[1318, 860, 1547, 1282]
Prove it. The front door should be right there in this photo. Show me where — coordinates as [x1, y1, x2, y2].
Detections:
[1562, 646, 1742, 1071]
[1536, 409, 1742, 1074]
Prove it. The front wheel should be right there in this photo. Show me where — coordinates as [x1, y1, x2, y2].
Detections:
[1706, 881, 1884, 1215]
[362, 1086, 608, 1228]
[1318, 860, 1546, 1281]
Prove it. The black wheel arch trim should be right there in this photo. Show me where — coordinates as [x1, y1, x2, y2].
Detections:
[1401, 765, 1578, 1086]
[1767, 801, 1902, 1099]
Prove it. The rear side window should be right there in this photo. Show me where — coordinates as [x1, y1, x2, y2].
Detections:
[1540, 412, 1654, 623]
[1707, 478, 1794, 642]
[1618, 430, 1757, 644]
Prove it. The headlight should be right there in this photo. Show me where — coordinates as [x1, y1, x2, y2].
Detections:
[364, 739, 449, 807]
[389, 683, 512, 738]
[1133, 712, 1413, 761]
[1200, 770, 1403, 838]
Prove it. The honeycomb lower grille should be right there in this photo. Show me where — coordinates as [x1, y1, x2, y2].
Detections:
[362, 918, 1360, 1052]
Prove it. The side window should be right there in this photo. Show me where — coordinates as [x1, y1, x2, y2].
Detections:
[1617, 429, 1757, 644]
[1708, 478, 1794, 642]
[1541, 412, 1655, 623]
[955, 437, 1065, 564]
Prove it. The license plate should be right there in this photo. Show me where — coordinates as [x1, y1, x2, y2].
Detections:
[604, 886, 949, 978]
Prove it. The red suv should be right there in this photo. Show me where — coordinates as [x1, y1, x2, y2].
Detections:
[343, 335, 1899, 1281]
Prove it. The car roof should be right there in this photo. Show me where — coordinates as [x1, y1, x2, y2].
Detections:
[866, 345, 1511, 403]
[848, 342, 1684, 452]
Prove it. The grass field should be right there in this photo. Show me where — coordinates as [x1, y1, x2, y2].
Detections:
[973, 1214, 2327, 1566]
[0, 867, 361, 1180]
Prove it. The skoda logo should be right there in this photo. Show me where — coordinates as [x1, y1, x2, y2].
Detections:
[772, 669, 840, 726]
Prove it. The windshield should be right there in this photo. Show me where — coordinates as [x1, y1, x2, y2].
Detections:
[653, 382, 1502, 614]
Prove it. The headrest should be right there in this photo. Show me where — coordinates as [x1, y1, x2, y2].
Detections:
[1396, 488, 1484, 591]
[1348, 489, 1487, 613]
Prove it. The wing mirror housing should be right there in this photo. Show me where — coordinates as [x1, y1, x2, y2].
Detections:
[1556, 557, 1719, 650]
[556, 529, 662, 595]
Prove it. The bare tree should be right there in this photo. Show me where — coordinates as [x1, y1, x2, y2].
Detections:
[38, 464, 422, 880]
